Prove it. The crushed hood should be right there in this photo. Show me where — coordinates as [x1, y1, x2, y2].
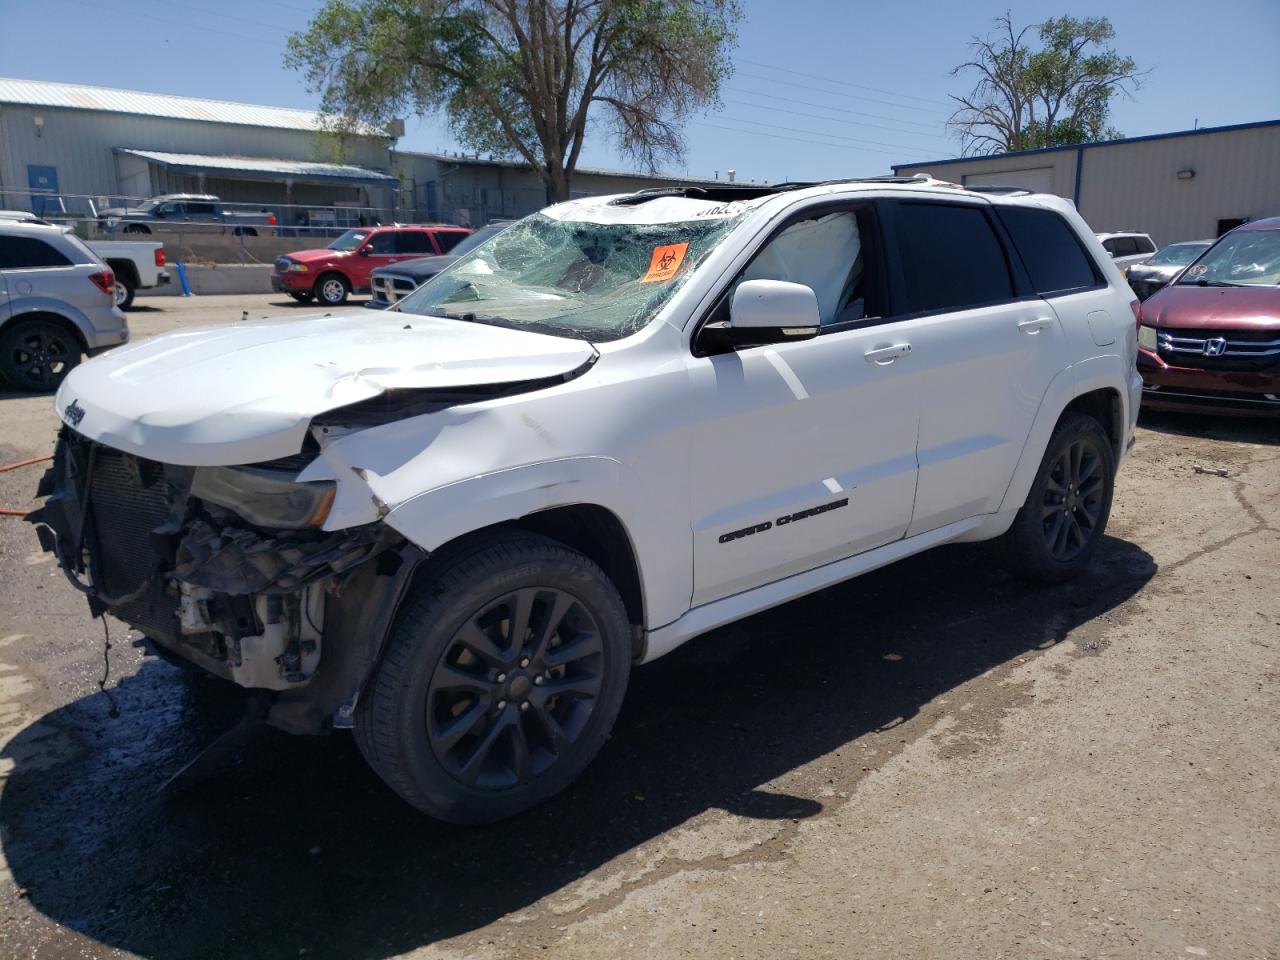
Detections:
[54, 310, 596, 466]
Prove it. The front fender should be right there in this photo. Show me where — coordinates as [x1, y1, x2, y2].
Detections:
[385, 456, 625, 551]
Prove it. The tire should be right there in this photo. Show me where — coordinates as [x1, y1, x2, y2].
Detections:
[288, 292, 315, 304]
[0, 318, 82, 392]
[314, 273, 349, 306]
[123, 223, 150, 235]
[355, 533, 632, 823]
[1002, 412, 1115, 582]
[113, 274, 136, 310]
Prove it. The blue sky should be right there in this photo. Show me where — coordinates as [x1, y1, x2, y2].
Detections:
[3, 0, 1277, 182]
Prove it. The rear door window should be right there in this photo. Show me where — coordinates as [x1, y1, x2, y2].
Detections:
[0, 235, 74, 269]
[997, 206, 1102, 296]
[396, 231, 434, 255]
[1135, 235, 1156, 254]
[434, 230, 468, 253]
[890, 202, 1014, 314]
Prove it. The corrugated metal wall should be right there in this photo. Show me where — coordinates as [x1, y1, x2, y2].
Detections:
[1077, 126, 1280, 244]
[0, 103, 391, 208]
[894, 124, 1280, 246]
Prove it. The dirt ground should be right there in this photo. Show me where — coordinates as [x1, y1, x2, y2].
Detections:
[0, 294, 1276, 960]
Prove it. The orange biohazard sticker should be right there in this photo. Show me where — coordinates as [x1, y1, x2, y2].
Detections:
[641, 242, 690, 283]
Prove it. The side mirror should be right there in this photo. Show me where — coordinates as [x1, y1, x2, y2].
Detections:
[699, 279, 821, 352]
[357, 246, 371, 256]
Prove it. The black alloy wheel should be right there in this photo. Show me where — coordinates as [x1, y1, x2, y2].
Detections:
[0, 320, 81, 392]
[426, 587, 605, 789]
[1003, 412, 1115, 582]
[1039, 437, 1106, 562]
[354, 533, 631, 823]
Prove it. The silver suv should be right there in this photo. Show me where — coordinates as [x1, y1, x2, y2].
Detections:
[0, 221, 128, 390]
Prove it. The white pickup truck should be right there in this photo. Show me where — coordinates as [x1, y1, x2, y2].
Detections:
[85, 239, 170, 309]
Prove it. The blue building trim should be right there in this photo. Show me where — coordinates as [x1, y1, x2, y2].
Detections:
[1072, 145, 1085, 205]
[892, 118, 1280, 172]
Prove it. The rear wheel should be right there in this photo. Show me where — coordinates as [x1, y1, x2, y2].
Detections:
[113, 274, 136, 310]
[1003, 413, 1115, 582]
[314, 273, 349, 306]
[0, 318, 82, 392]
[355, 533, 631, 823]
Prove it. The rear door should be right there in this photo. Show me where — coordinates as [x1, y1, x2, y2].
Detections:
[880, 198, 1069, 536]
[996, 203, 1120, 378]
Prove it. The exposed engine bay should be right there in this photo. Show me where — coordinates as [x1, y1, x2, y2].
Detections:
[27, 428, 422, 732]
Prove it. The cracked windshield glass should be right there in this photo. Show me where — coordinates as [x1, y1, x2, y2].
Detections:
[395, 210, 746, 342]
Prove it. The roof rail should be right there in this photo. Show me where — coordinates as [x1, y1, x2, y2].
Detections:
[963, 185, 1034, 196]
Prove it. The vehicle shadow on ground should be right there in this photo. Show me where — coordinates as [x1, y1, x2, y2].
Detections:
[0, 534, 1155, 960]
[1138, 408, 1279, 446]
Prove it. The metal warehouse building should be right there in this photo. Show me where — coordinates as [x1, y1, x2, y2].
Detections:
[893, 120, 1280, 246]
[0, 78, 400, 220]
[0, 78, 722, 226]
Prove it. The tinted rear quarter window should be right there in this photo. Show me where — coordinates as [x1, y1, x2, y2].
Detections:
[0, 235, 74, 269]
[998, 206, 1101, 296]
[892, 202, 1013, 314]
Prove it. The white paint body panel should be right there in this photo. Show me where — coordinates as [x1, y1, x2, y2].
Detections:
[55, 181, 1140, 663]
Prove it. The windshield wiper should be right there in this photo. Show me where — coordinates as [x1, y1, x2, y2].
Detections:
[1194, 278, 1245, 287]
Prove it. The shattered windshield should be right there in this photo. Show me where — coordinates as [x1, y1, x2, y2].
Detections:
[395, 209, 745, 342]
[329, 230, 370, 252]
[1178, 230, 1280, 287]
[1148, 242, 1209, 266]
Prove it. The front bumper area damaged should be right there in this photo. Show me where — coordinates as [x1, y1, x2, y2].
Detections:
[27, 429, 425, 733]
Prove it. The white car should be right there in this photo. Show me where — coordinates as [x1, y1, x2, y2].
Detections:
[31, 176, 1142, 822]
[1096, 231, 1157, 270]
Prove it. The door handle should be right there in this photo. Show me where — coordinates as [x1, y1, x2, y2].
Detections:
[864, 342, 912, 364]
[1018, 317, 1055, 334]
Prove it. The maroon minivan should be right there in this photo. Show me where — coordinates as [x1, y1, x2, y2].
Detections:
[1137, 217, 1280, 417]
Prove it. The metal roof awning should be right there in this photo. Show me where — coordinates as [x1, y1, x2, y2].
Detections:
[115, 148, 399, 185]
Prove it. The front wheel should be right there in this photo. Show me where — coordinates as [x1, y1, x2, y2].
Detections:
[355, 533, 632, 823]
[1002, 412, 1115, 582]
[314, 273, 349, 306]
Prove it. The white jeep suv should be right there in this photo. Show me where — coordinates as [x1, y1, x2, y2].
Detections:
[31, 176, 1142, 822]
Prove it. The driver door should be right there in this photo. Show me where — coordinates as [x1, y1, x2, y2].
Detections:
[685, 203, 920, 606]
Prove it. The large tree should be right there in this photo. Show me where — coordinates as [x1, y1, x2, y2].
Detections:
[948, 13, 1147, 155]
[286, 0, 740, 202]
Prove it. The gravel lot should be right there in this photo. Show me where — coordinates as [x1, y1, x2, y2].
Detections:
[0, 294, 1276, 960]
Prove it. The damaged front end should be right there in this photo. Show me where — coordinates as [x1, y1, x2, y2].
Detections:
[28, 429, 424, 733]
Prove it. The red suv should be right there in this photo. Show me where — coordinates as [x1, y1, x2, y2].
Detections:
[1137, 217, 1280, 417]
[272, 225, 472, 306]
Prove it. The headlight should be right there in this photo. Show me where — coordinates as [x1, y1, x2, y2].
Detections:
[1137, 325, 1159, 352]
[286, 261, 310, 273]
[191, 466, 335, 529]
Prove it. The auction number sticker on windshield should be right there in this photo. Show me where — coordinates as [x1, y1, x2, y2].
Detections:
[642, 242, 690, 283]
